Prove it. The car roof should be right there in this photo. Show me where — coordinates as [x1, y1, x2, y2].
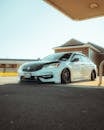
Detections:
[55, 51, 85, 56]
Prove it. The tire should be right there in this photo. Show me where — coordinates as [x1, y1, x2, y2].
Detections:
[18, 76, 25, 83]
[61, 68, 71, 84]
[91, 71, 96, 81]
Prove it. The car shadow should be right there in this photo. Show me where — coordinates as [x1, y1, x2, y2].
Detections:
[0, 79, 102, 88]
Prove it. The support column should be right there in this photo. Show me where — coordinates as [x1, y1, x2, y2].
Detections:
[98, 60, 104, 86]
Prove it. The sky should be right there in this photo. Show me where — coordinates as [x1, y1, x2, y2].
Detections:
[0, 0, 104, 59]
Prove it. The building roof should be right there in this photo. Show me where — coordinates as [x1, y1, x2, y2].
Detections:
[0, 59, 37, 64]
[87, 42, 104, 53]
[59, 39, 84, 47]
[55, 39, 104, 53]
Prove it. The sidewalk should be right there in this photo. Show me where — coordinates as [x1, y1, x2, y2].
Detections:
[70, 77, 104, 87]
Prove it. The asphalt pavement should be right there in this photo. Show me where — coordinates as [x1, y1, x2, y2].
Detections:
[0, 80, 104, 130]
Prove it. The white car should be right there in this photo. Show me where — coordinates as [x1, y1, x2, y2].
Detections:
[18, 52, 97, 84]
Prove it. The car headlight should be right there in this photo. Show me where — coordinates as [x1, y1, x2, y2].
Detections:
[43, 63, 60, 68]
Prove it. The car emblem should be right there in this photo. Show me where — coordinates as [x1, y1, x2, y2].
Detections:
[27, 66, 30, 70]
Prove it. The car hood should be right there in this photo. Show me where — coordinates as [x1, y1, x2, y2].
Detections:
[23, 60, 60, 66]
[20, 60, 60, 72]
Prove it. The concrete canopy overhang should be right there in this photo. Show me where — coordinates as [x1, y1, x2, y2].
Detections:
[44, 0, 104, 20]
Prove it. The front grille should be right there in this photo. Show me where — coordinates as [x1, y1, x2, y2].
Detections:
[23, 64, 43, 72]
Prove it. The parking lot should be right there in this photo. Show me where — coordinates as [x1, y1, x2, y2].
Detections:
[0, 76, 104, 130]
[0, 76, 104, 87]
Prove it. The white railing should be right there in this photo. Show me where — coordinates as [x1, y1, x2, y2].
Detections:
[98, 60, 104, 86]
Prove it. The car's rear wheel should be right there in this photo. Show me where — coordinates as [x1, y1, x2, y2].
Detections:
[61, 68, 71, 84]
[91, 71, 96, 81]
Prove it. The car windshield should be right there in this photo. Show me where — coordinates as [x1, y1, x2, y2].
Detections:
[42, 53, 72, 62]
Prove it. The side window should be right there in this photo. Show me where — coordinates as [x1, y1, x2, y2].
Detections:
[81, 55, 90, 62]
[60, 53, 71, 61]
[71, 54, 81, 62]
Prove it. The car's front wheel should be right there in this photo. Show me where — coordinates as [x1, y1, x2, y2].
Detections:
[61, 68, 71, 84]
[18, 76, 25, 83]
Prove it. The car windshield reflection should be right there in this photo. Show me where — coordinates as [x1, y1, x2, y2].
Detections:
[42, 53, 72, 61]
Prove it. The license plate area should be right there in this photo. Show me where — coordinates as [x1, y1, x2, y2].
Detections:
[24, 73, 31, 78]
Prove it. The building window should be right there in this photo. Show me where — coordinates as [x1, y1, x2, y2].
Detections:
[0, 64, 6, 68]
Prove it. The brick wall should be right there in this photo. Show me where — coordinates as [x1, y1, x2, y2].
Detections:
[89, 48, 100, 65]
[55, 47, 89, 56]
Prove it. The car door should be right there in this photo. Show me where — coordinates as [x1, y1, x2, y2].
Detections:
[80, 55, 92, 79]
[70, 54, 82, 81]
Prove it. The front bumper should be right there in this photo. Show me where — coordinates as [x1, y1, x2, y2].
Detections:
[18, 69, 61, 83]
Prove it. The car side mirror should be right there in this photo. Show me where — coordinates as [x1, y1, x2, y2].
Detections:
[71, 58, 79, 62]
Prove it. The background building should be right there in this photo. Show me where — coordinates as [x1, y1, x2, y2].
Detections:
[0, 59, 36, 72]
[54, 39, 104, 75]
